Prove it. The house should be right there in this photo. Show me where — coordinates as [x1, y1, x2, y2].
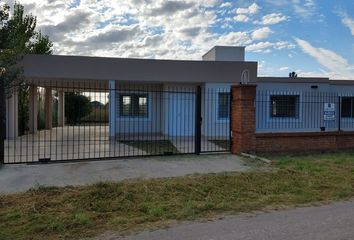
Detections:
[6, 46, 257, 140]
[4, 45, 354, 163]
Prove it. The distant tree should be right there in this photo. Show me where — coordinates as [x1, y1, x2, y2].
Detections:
[90, 100, 104, 109]
[65, 93, 92, 125]
[289, 71, 298, 78]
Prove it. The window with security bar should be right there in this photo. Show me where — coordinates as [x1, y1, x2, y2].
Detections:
[218, 92, 230, 120]
[341, 97, 354, 118]
[119, 93, 148, 117]
[270, 95, 299, 118]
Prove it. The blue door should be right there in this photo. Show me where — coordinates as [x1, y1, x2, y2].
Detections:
[165, 92, 195, 136]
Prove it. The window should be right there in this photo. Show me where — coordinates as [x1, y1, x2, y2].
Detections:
[341, 97, 354, 118]
[270, 95, 299, 118]
[119, 94, 148, 117]
[218, 92, 230, 120]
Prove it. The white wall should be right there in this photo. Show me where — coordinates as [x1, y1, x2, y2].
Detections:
[111, 82, 233, 138]
[203, 46, 245, 62]
[202, 83, 231, 138]
[162, 84, 197, 137]
[255, 81, 354, 133]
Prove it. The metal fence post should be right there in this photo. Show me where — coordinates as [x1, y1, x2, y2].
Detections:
[194, 86, 202, 155]
[338, 96, 341, 131]
[0, 78, 5, 165]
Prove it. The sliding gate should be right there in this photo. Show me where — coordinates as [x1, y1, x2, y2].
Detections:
[2, 83, 231, 164]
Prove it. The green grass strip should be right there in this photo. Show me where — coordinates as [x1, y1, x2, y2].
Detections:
[1, 152, 354, 239]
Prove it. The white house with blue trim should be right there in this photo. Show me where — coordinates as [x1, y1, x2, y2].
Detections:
[7, 46, 256, 140]
[5, 46, 354, 140]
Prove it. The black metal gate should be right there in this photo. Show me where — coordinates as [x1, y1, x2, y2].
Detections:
[0, 78, 5, 165]
[2, 82, 231, 164]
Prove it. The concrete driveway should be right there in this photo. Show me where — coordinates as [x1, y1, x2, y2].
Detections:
[0, 154, 249, 194]
[5, 126, 228, 163]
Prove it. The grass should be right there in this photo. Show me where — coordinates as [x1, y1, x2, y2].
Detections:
[209, 140, 230, 150]
[120, 140, 179, 155]
[1, 152, 354, 239]
[82, 108, 109, 123]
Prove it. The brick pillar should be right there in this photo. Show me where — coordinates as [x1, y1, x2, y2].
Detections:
[231, 85, 256, 154]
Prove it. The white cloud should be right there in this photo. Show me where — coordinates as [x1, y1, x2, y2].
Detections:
[295, 38, 354, 79]
[339, 12, 354, 36]
[264, 0, 288, 6]
[234, 15, 249, 22]
[216, 31, 252, 46]
[251, 27, 273, 40]
[220, 2, 232, 8]
[233, 3, 260, 23]
[279, 67, 289, 71]
[256, 13, 288, 25]
[247, 41, 294, 52]
[9, 0, 303, 63]
[235, 3, 260, 15]
[16, 0, 224, 59]
[292, 0, 316, 19]
[265, 0, 317, 20]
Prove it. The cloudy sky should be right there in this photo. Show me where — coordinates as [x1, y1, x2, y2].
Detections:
[3, 0, 354, 79]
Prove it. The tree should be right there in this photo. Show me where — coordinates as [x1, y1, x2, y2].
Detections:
[65, 93, 92, 125]
[0, 3, 53, 135]
[289, 71, 298, 78]
[0, 3, 53, 93]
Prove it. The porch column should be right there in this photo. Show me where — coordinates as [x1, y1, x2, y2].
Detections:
[44, 87, 53, 130]
[6, 91, 18, 139]
[58, 90, 65, 127]
[109, 80, 116, 140]
[29, 85, 38, 134]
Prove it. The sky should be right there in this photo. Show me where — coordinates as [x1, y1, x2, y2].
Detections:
[3, 0, 354, 79]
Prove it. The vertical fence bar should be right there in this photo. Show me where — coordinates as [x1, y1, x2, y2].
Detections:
[338, 96, 341, 131]
[0, 78, 5, 165]
[194, 86, 202, 155]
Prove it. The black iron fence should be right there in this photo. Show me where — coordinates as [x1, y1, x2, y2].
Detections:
[3, 81, 231, 164]
[255, 90, 354, 132]
[0, 79, 5, 165]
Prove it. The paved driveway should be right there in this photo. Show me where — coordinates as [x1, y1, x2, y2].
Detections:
[0, 154, 249, 194]
[5, 126, 228, 163]
[105, 200, 354, 240]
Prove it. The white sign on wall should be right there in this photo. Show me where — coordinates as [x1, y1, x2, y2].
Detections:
[324, 103, 335, 121]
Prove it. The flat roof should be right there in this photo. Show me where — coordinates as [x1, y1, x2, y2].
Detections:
[257, 77, 354, 85]
[22, 54, 258, 85]
[329, 80, 354, 85]
[257, 77, 330, 83]
[21, 54, 353, 87]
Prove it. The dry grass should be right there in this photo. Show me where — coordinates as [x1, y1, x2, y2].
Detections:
[1, 152, 354, 239]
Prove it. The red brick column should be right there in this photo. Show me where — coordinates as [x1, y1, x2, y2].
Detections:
[231, 85, 257, 154]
